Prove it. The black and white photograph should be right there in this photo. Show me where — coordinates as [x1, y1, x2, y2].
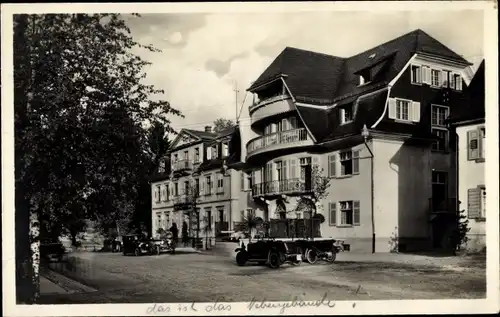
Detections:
[2, 1, 499, 316]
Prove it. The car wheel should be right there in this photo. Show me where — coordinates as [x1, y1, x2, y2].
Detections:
[134, 248, 140, 256]
[268, 250, 281, 269]
[236, 251, 248, 266]
[306, 249, 318, 264]
[327, 248, 337, 263]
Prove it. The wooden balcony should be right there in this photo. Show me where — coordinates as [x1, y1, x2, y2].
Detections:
[252, 178, 313, 198]
[246, 128, 309, 159]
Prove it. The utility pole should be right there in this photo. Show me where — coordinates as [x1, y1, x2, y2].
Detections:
[233, 81, 239, 123]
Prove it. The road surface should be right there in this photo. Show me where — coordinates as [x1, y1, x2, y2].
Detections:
[39, 251, 486, 304]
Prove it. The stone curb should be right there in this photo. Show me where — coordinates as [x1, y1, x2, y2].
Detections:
[41, 267, 98, 294]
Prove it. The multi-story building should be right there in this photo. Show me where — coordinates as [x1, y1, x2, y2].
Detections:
[448, 60, 486, 252]
[243, 29, 474, 252]
[150, 125, 258, 248]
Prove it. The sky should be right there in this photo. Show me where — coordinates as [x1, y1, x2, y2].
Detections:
[124, 10, 484, 134]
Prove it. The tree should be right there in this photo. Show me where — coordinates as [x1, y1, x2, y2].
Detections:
[293, 165, 331, 239]
[13, 14, 183, 303]
[451, 207, 471, 255]
[234, 210, 264, 243]
[213, 118, 236, 133]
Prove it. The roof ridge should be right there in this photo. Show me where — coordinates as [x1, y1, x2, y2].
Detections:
[284, 46, 345, 60]
[347, 29, 420, 60]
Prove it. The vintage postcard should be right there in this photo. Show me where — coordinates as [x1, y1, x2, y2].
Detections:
[2, 1, 499, 316]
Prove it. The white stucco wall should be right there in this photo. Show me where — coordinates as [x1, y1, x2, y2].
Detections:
[456, 123, 486, 250]
[372, 138, 432, 251]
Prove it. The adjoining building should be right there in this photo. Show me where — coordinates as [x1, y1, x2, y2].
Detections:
[242, 29, 474, 252]
[447, 60, 486, 252]
[150, 125, 259, 248]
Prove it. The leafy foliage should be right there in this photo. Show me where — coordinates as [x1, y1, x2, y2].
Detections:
[234, 210, 263, 242]
[453, 209, 471, 253]
[213, 118, 236, 133]
[14, 14, 182, 301]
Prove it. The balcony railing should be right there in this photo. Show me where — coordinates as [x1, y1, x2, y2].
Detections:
[172, 160, 193, 172]
[173, 195, 193, 207]
[247, 128, 308, 155]
[428, 197, 457, 214]
[252, 178, 313, 197]
[248, 94, 289, 113]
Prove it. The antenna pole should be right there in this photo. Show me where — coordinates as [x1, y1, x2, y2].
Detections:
[233, 81, 240, 123]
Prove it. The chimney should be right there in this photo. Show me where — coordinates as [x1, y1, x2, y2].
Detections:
[205, 126, 212, 133]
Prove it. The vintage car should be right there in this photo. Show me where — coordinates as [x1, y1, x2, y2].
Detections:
[150, 231, 176, 255]
[234, 239, 303, 269]
[122, 234, 153, 256]
[294, 239, 346, 264]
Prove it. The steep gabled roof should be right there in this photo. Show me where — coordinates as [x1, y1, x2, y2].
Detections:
[448, 60, 485, 125]
[248, 29, 471, 106]
[248, 47, 345, 103]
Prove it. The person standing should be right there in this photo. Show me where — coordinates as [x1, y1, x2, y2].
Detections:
[170, 223, 179, 244]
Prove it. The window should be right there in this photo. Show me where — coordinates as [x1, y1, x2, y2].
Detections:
[339, 201, 353, 225]
[212, 145, 219, 159]
[217, 173, 224, 193]
[194, 148, 200, 162]
[159, 160, 166, 173]
[290, 117, 298, 129]
[431, 69, 441, 87]
[442, 70, 451, 88]
[222, 143, 229, 157]
[206, 147, 212, 160]
[155, 185, 161, 202]
[396, 99, 410, 121]
[174, 182, 178, 196]
[173, 153, 178, 162]
[165, 184, 170, 201]
[452, 73, 462, 91]
[468, 126, 485, 161]
[183, 150, 189, 160]
[339, 150, 360, 176]
[247, 175, 252, 190]
[481, 188, 486, 218]
[205, 208, 212, 229]
[156, 213, 161, 230]
[431, 105, 450, 152]
[194, 178, 200, 196]
[340, 105, 353, 124]
[205, 176, 212, 195]
[240, 172, 245, 191]
[411, 65, 421, 84]
[358, 70, 371, 86]
[328, 154, 336, 177]
[184, 181, 189, 196]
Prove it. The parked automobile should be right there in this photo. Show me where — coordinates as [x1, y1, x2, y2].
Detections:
[235, 239, 303, 269]
[294, 239, 346, 264]
[150, 231, 176, 255]
[122, 234, 152, 256]
[40, 242, 67, 263]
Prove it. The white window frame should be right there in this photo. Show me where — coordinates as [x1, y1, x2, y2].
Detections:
[431, 104, 450, 152]
[395, 98, 411, 121]
[339, 150, 353, 176]
[430, 69, 441, 87]
[441, 70, 451, 88]
[217, 173, 224, 192]
[339, 201, 354, 226]
[340, 105, 353, 124]
[194, 148, 200, 163]
[410, 64, 422, 84]
[453, 73, 463, 91]
[205, 176, 212, 195]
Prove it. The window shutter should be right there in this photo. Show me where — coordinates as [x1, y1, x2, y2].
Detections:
[479, 128, 485, 159]
[450, 73, 456, 89]
[422, 66, 430, 85]
[441, 70, 447, 87]
[353, 201, 361, 225]
[412, 101, 421, 122]
[455, 74, 462, 91]
[467, 129, 480, 160]
[388, 98, 397, 119]
[240, 172, 245, 190]
[328, 154, 336, 177]
[283, 160, 288, 179]
[352, 150, 360, 174]
[290, 159, 297, 179]
[467, 188, 481, 219]
[340, 108, 345, 123]
[329, 202, 337, 226]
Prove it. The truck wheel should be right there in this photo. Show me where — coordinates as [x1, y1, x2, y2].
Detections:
[327, 248, 337, 263]
[236, 251, 247, 266]
[306, 249, 318, 264]
[268, 250, 281, 269]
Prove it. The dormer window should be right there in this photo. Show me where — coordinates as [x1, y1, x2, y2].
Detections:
[339, 104, 353, 124]
[358, 70, 371, 86]
[212, 144, 219, 159]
